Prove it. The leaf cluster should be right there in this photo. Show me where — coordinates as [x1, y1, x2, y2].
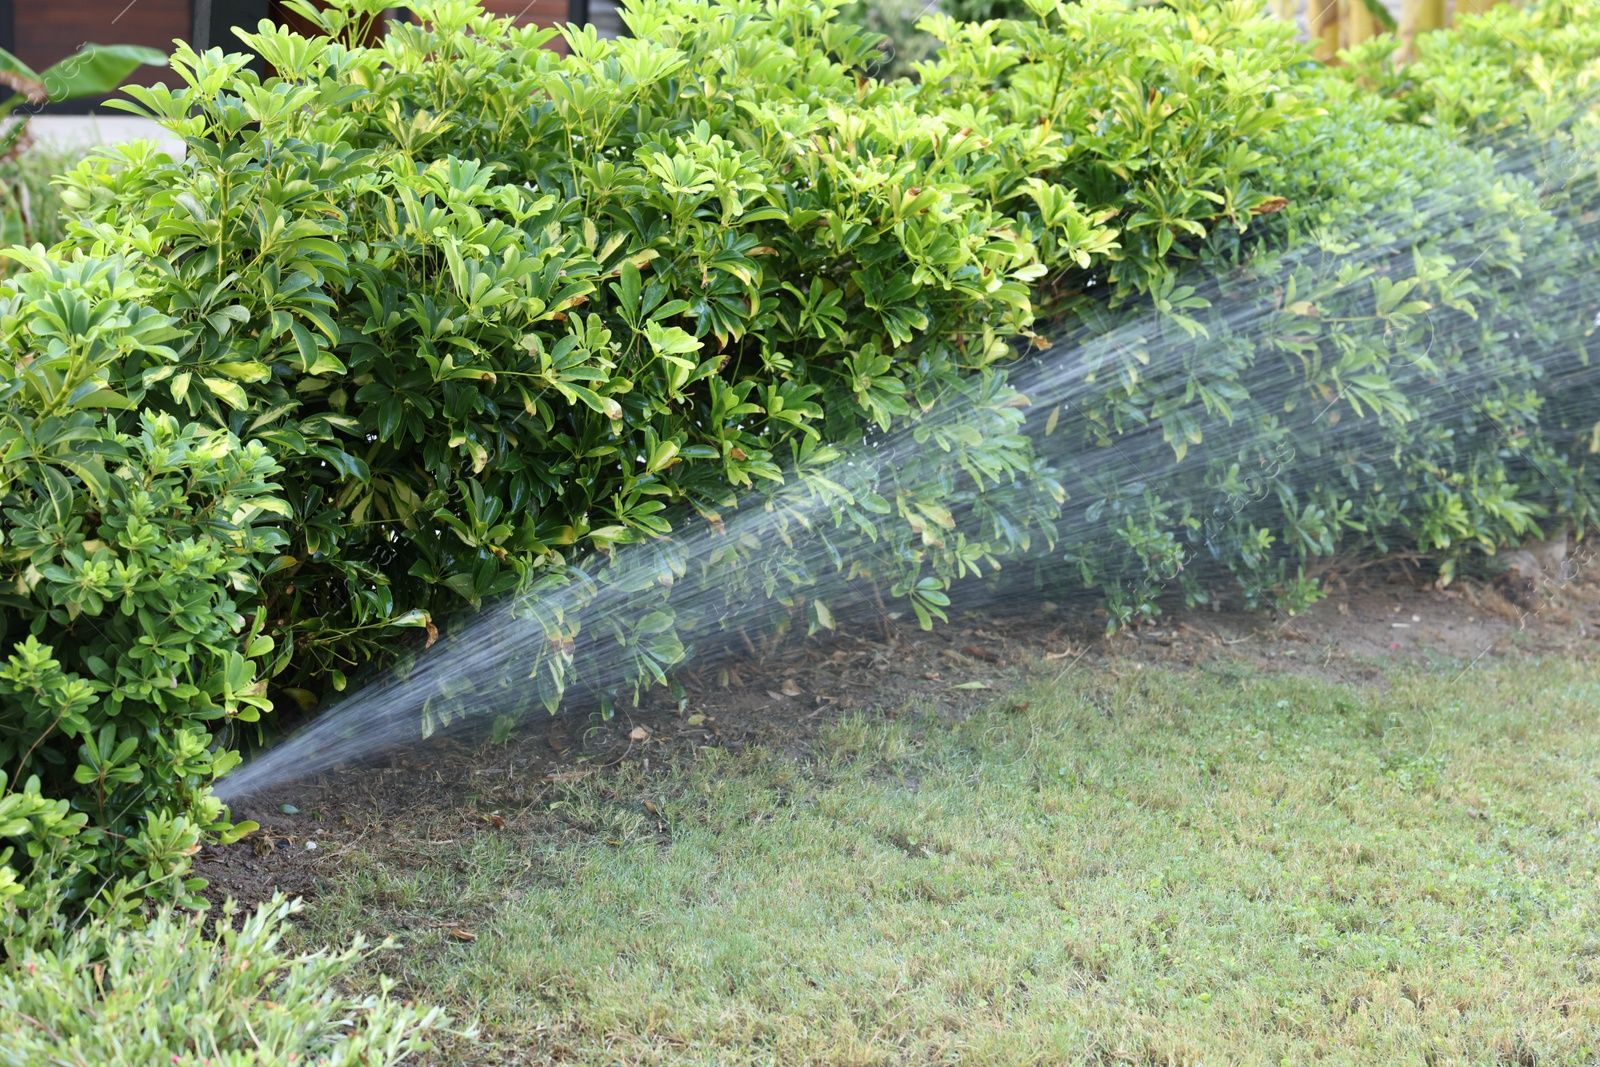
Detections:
[0, 895, 448, 1064]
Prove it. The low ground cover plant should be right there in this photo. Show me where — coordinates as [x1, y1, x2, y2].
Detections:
[0, 895, 446, 1064]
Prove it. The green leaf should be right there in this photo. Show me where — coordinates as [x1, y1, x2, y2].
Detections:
[35, 44, 167, 104]
[645, 321, 704, 357]
[202, 378, 250, 410]
[1357, 0, 1397, 30]
[635, 611, 675, 635]
[210, 361, 273, 384]
[72, 389, 137, 411]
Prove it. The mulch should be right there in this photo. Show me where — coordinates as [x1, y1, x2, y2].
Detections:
[198, 561, 1600, 912]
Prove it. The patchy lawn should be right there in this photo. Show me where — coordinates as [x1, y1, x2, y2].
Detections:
[296, 657, 1600, 1065]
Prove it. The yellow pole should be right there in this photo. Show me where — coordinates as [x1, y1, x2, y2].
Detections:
[1340, 0, 1378, 48]
[1399, 0, 1445, 58]
[1309, 0, 1341, 62]
[1456, 0, 1501, 17]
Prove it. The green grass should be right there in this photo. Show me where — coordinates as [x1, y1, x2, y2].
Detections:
[0, 145, 80, 255]
[301, 658, 1600, 1065]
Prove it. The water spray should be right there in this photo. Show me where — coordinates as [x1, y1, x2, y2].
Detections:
[217, 118, 1600, 802]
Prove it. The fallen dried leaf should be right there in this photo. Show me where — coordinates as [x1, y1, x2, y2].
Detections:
[629, 726, 651, 741]
[448, 928, 477, 943]
[780, 679, 802, 697]
[686, 713, 706, 726]
[644, 800, 660, 816]
[547, 732, 569, 752]
[482, 813, 507, 830]
[766, 689, 788, 701]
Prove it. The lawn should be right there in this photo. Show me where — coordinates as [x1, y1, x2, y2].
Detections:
[299, 657, 1600, 1065]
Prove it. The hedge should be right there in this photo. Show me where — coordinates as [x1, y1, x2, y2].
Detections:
[0, 0, 1595, 944]
[1026, 80, 1595, 623]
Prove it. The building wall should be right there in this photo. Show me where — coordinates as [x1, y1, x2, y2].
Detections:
[11, 0, 190, 94]
[480, 0, 573, 28]
[479, 0, 575, 52]
[589, 0, 625, 39]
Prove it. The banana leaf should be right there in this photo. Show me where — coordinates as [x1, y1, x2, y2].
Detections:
[1359, 0, 1398, 30]
[0, 44, 167, 158]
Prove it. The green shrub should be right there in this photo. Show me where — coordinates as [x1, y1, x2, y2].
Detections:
[49, 0, 1308, 701]
[0, 895, 447, 1065]
[1338, 1, 1600, 140]
[860, 0, 1600, 622]
[42, 0, 1152, 711]
[912, 0, 1308, 306]
[0, 252, 279, 925]
[1025, 80, 1594, 622]
[5, 0, 1598, 935]
[1337, 0, 1600, 539]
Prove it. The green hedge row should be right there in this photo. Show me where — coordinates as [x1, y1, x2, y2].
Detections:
[0, 0, 1595, 948]
[0, 0, 1297, 924]
[1029, 79, 1596, 622]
